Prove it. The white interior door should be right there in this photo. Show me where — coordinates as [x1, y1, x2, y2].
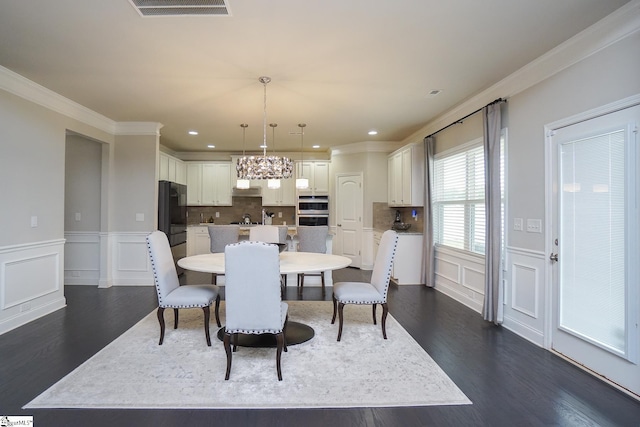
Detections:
[549, 104, 639, 397]
[336, 174, 362, 268]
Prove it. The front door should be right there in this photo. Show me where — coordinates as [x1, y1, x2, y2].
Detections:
[548, 103, 639, 397]
[336, 174, 363, 268]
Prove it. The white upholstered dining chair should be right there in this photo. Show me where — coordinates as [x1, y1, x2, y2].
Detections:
[296, 225, 329, 295]
[223, 241, 289, 380]
[146, 230, 221, 346]
[207, 224, 240, 285]
[331, 230, 398, 341]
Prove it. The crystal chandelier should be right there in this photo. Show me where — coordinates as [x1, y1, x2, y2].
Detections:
[236, 76, 293, 184]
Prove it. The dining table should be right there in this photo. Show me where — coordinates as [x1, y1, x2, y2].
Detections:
[177, 250, 352, 347]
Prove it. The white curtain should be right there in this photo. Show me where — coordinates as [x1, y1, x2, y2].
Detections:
[482, 103, 503, 324]
[422, 136, 435, 287]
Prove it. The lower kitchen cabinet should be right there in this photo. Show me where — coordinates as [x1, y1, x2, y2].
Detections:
[187, 226, 211, 256]
[374, 230, 424, 285]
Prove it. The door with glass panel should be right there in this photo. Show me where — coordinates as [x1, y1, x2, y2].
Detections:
[549, 104, 639, 396]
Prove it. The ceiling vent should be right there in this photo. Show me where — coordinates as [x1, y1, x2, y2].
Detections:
[129, 0, 230, 17]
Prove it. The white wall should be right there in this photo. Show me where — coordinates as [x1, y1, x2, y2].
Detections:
[406, 4, 640, 346]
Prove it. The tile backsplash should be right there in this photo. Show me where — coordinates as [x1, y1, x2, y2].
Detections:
[187, 197, 296, 226]
[373, 202, 423, 233]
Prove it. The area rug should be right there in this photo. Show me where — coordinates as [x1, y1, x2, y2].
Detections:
[24, 301, 471, 409]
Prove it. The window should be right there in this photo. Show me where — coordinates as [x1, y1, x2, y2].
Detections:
[433, 134, 505, 255]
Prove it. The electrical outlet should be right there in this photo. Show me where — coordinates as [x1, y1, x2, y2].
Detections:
[75, 212, 82, 221]
[514, 218, 523, 231]
[526, 219, 542, 233]
[278, 212, 282, 218]
[215, 212, 220, 218]
[135, 213, 144, 222]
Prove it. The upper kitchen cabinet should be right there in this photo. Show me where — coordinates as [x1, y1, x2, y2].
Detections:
[186, 162, 232, 206]
[261, 175, 296, 206]
[296, 161, 329, 195]
[388, 143, 424, 207]
[159, 152, 186, 185]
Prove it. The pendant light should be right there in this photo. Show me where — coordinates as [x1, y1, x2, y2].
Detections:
[296, 123, 309, 189]
[236, 123, 250, 189]
[267, 123, 280, 189]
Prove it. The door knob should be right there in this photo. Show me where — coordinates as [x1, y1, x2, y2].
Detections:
[549, 253, 558, 262]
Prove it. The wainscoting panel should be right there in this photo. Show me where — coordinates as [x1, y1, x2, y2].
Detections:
[503, 246, 546, 346]
[111, 232, 154, 286]
[64, 232, 100, 285]
[0, 240, 66, 335]
[434, 247, 484, 313]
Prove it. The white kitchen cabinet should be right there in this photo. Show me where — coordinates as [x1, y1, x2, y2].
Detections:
[388, 143, 424, 207]
[296, 161, 329, 195]
[186, 162, 232, 206]
[374, 230, 424, 285]
[261, 176, 295, 206]
[159, 152, 186, 185]
[187, 226, 211, 256]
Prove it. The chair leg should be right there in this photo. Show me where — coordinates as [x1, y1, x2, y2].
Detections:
[381, 302, 389, 340]
[223, 333, 233, 380]
[214, 295, 221, 327]
[157, 307, 165, 345]
[174, 308, 179, 329]
[298, 273, 304, 295]
[275, 332, 284, 381]
[233, 333, 239, 352]
[283, 315, 289, 353]
[337, 302, 345, 342]
[372, 303, 377, 325]
[202, 306, 212, 346]
[212, 273, 217, 285]
[331, 294, 338, 324]
[320, 272, 325, 296]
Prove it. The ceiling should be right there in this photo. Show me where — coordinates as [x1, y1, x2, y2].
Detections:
[0, 0, 629, 154]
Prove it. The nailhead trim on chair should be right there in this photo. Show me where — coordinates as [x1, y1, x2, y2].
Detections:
[335, 236, 398, 305]
[225, 328, 284, 334]
[146, 238, 213, 309]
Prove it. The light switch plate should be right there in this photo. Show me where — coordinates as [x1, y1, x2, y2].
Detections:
[514, 218, 523, 231]
[30, 216, 38, 228]
[527, 219, 542, 233]
[135, 213, 144, 222]
[75, 212, 82, 221]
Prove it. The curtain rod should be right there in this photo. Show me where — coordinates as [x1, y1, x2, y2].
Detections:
[425, 98, 506, 139]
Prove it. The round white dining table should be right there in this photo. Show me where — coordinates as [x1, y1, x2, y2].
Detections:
[177, 251, 352, 275]
[177, 250, 352, 347]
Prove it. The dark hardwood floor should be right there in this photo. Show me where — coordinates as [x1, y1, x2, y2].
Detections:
[1, 268, 639, 426]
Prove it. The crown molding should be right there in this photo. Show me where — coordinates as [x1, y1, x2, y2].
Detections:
[114, 122, 163, 136]
[403, 0, 640, 144]
[330, 140, 401, 156]
[0, 65, 117, 134]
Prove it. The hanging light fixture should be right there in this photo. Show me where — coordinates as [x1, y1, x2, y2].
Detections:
[236, 76, 293, 183]
[267, 123, 281, 189]
[236, 123, 250, 189]
[296, 123, 309, 189]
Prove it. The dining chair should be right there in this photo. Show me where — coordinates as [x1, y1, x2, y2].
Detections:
[296, 225, 329, 295]
[223, 241, 289, 380]
[207, 224, 240, 285]
[146, 231, 221, 346]
[331, 229, 398, 341]
[250, 224, 289, 288]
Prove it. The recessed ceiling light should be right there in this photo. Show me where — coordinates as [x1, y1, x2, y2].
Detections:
[368, 130, 378, 135]
[207, 144, 215, 149]
[188, 130, 198, 135]
[312, 145, 320, 149]
[427, 89, 442, 98]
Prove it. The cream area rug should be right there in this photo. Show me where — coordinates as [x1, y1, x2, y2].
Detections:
[25, 301, 471, 409]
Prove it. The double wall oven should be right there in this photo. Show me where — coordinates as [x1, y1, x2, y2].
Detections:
[297, 195, 329, 226]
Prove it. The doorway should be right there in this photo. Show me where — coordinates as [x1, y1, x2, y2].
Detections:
[546, 101, 639, 397]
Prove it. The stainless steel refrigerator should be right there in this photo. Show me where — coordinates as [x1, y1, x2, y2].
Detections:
[158, 180, 187, 275]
